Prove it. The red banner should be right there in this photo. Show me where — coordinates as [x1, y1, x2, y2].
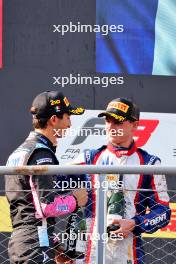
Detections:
[0, 0, 2, 68]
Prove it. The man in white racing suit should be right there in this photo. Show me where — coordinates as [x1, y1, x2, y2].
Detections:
[74, 97, 171, 264]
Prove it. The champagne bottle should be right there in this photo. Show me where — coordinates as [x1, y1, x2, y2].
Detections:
[64, 209, 78, 258]
[65, 207, 87, 260]
[107, 174, 124, 236]
[75, 214, 87, 259]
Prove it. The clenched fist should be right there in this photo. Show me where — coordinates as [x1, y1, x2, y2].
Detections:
[73, 188, 88, 207]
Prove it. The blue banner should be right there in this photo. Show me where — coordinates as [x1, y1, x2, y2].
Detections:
[96, 0, 176, 76]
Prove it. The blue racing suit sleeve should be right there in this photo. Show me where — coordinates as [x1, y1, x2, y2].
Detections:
[131, 152, 171, 235]
[132, 202, 171, 235]
[132, 167, 171, 235]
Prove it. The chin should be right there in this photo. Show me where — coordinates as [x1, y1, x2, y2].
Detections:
[109, 136, 122, 144]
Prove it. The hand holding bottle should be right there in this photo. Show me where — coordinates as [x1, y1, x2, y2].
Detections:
[73, 188, 88, 207]
[110, 218, 136, 238]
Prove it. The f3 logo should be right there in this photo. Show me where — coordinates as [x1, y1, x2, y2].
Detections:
[71, 118, 159, 147]
[134, 120, 159, 147]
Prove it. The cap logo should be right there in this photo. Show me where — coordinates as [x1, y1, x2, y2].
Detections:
[64, 97, 70, 107]
[50, 99, 60, 106]
[55, 106, 61, 112]
[108, 113, 125, 121]
[108, 102, 129, 113]
[70, 108, 84, 114]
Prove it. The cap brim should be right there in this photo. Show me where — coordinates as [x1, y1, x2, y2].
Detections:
[69, 107, 85, 115]
[98, 111, 126, 122]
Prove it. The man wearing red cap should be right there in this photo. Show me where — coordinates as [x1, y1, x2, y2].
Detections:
[74, 97, 171, 264]
[5, 91, 88, 264]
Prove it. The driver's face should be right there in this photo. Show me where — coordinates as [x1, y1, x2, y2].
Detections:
[105, 116, 138, 146]
[53, 113, 71, 138]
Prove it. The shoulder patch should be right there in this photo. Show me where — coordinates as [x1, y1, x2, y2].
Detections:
[84, 145, 107, 164]
[36, 158, 53, 165]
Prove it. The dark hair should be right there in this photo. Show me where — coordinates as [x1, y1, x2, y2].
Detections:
[31, 113, 65, 129]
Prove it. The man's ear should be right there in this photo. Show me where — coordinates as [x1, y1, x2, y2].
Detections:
[47, 115, 57, 126]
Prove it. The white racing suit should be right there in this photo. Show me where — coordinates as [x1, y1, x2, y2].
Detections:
[74, 142, 171, 264]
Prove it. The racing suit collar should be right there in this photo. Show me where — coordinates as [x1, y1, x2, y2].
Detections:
[33, 131, 56, 153]
[107, 141, 137, 157]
